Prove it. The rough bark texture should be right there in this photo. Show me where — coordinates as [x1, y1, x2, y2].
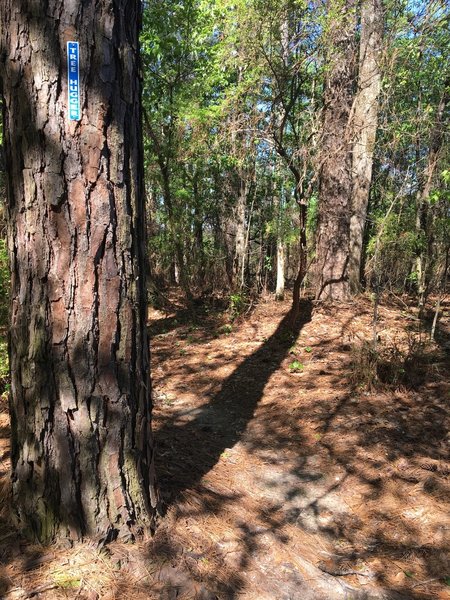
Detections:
[315, 0, 357, 301]
[349, 0, 383, 294]
[0, 0, 157, 542]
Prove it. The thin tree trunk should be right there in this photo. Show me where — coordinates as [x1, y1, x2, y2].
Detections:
[233, 176, 247, 291]
[1, 0, 157, 542]
[222, 210, 235, 289]
[243, 193, 255, 289]
[349, 0, 383, 294]
[193, 175, 206, 291]
[161, 166, 191, 300]
[276, 240, 286, 301]
[289, 198, 307, 325]
[274, 192, 285, 301]
[315, 0, 357, 301]
[256, 223, 265, 292]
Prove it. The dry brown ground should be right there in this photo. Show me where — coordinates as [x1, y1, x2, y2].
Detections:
[0, 293, 448, 599]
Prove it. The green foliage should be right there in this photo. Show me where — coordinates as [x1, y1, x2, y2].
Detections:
[140, 0, 323, 294]
[0, 337, 9, 392]
[229, 293, 246, 317]
[289, 360, 304, 372]
[52, 573, 81, 590]
[140, 0, 449, 302]
[365, 207, 425, 292]
[306, 194, 318, 240]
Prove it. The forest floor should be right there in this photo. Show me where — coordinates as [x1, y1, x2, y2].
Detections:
[0, 291, 449, 599]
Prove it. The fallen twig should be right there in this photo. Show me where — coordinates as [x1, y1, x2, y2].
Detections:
[26, 583, 59, 598]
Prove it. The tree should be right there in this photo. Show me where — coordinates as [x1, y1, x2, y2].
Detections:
[364, 1, 449, 300]
[415, 83, 449, 311]
[349, 0, 383, 293]
[141, 0, 219, 299]
[251, 0, 321, 316]
[136, 0, 448, 311]
[0, 0, 157, 542]
[315, 0, 357, 301]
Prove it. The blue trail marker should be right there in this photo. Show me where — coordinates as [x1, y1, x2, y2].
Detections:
[67, 41, 80, 121]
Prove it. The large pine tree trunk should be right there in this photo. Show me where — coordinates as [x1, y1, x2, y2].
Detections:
[0, 0, 157, 543]
[349, 0, 383, 294]
[314, 0, 357, 301]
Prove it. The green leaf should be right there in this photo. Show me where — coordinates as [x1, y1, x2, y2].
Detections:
[289, 360, 304, 372]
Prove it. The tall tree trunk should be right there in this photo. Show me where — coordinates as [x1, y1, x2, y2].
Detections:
[0, 0, 157, 542]
[193, 174, 206, 291]
[160, 166, 191, 300]
[212, 202, 232, 291]
[274, 193, 285, 301]
[233, 176, 247, 291]
[276, 240, 286, 301]
[221, 202, 235, 289]
[315, 0, 357, 301]
[289, 196, 307, 326]
[143, 112, 191, 300]
[349, 0, 383, 293]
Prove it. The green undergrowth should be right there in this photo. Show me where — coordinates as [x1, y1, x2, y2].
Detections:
[0, 336, 9, 397]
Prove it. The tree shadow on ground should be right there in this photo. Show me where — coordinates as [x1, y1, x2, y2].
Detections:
[154, 300, 313, 506]
[148, 306, 224, 340]
[149, 299, 449, 600]
[149, 300, 313, 598]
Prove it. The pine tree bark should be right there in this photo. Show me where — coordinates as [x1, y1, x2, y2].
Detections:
[0, 0, 157, 542]
[315, 0, 357, 301]
[349, 0, 383, 294]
